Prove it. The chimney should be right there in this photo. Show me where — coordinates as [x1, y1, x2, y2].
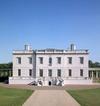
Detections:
[24, 45, 31, 51]
[70, 44, 76, 51]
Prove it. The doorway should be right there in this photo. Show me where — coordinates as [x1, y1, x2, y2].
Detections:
[48, 81, 51, 86]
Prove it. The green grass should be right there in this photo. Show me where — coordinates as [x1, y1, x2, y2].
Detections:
[67, 88, 100, 106]
[0, 86, 33, 106]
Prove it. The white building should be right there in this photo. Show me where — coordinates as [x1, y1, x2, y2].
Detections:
[9, 44, 92, 86]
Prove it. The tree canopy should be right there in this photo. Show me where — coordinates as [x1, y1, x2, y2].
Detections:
[0, 62, 12, 69]
[89, 60, 100, 68]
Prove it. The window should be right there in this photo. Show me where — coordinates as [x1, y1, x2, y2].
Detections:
[68, 57, 72, 64]
[39, 57, 43, 64]
[48, 69, 52, 77]
[57, 57, 61, 64]
[80, 69, 83, 76]
[57, 69, 61, 77]
[18, 69, 21, 76]
[68, 69, 72, 76]
[29, 69, 32, 76]
[29, 57, 32, 64]
[39, 69, 43, 77]
[80, 57, 84, 64]
[49, 57, 52, 66]
[17, 57, 21, 64]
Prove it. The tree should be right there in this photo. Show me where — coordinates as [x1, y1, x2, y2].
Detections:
[0, 62, 13, 78]
[89, 60, 100, 68]
[0, 62, 12, 69]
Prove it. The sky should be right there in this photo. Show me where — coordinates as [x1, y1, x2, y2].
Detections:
[0, 0, 100, 63]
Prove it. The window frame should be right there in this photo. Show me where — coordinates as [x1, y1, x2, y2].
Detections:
[80, 57, 84, 64]
[80, 69, 83, 77]
[29, 69, 32, 76]
[18, 69, 21, 76]
[39, 57, 43, 64]
[49, 57, 52, 66]
[68, 69, 72, 77]
[29, 57, 32, 64]
[57, 57, 61, 64]
[68, 57, 72, 64]
[57, 69, 61, 77]
[39, 69, 43, 77]
[17, 57, 21, 64]
[48, 69, 52, 77]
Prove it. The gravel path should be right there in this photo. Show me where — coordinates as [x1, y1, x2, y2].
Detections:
[23, 90, 80, 106]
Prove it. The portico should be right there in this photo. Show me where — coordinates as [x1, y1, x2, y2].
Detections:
[89, 68, 100, 78]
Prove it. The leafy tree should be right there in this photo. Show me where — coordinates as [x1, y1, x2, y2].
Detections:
[89, 60, 100, 68]
[0, 62, 13, 77]
[0, 62, 12, 69]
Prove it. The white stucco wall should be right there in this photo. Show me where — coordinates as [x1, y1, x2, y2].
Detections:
[36, 54, 89, 78]
[9, 46, 91, 85]
[13, 53, 36, 77]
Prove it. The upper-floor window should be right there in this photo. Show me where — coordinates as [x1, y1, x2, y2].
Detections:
[68, 57, 72, 64]
[57, 69, 61, 77]
[49, 57, 52, 66]
[80, 69, 83, 76]
[57, 57, 61, 64]
[39, 57, 43, 64]
[39, 69, 43, 77]
[17, 57, 21, 64]
[68, 69, 72, 76]
[80, 57, 84, 64]
[48, 69, 52, 77]
[29, 57, 32, 64]
[29, 69, 32, 76]
[18, 69, 21, 76]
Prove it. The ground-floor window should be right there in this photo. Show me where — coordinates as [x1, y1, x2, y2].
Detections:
[68, 69, 72, 76]
[39, 69, 43, 77]
[57, 69, 61, 77]
[48, 69, 52, 77]
[18, 69, 21, 76]
[80, 69, 83, 76]
[29, 69, 32, 76]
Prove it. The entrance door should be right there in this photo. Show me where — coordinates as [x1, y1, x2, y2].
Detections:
[48, 81, 51, 86]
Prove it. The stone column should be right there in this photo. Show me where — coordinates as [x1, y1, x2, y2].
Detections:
[92, 71, 94, 78]
[96, 71, 98, 78]
[89, 71, 92, 78]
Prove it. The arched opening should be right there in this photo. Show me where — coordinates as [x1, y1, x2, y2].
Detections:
[48, 81, 51, 86]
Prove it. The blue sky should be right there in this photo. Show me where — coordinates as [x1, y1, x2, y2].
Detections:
[0, 0, 100, 63]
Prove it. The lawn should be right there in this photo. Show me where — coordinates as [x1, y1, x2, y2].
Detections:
[0, 86, 33, 106]
[67, 88, 100, 106]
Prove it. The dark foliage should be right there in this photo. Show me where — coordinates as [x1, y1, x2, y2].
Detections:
[0, 62, 12, 69]
[89, 60, 100, 68]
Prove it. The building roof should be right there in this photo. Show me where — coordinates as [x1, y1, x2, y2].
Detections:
[13, 44, 89, 55]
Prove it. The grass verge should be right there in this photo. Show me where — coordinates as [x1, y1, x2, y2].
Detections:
[0, 86, 33, 106]
[67, 88, 100, 106]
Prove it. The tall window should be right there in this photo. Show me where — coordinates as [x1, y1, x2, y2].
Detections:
[39, 69, 43, 77]
[17, 57, 21, 64]
[80, 69, 83, 76]
[29, 57, 32, 64]
[39, 57, 43, 64]
[48, 69, 52, 77]
[68, 69, 72, 76]
[29, 69, 32, 76]
[68, 57, 72, 64]
[80, 57, 84, 64]
[57, 57, 61, 64]
[57, 69, 61, 77]
[49, 57, 52, 66]
[18, 69, 21, 76]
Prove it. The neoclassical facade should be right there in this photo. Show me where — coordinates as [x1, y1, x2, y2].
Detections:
[9, 44, 92, 86]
